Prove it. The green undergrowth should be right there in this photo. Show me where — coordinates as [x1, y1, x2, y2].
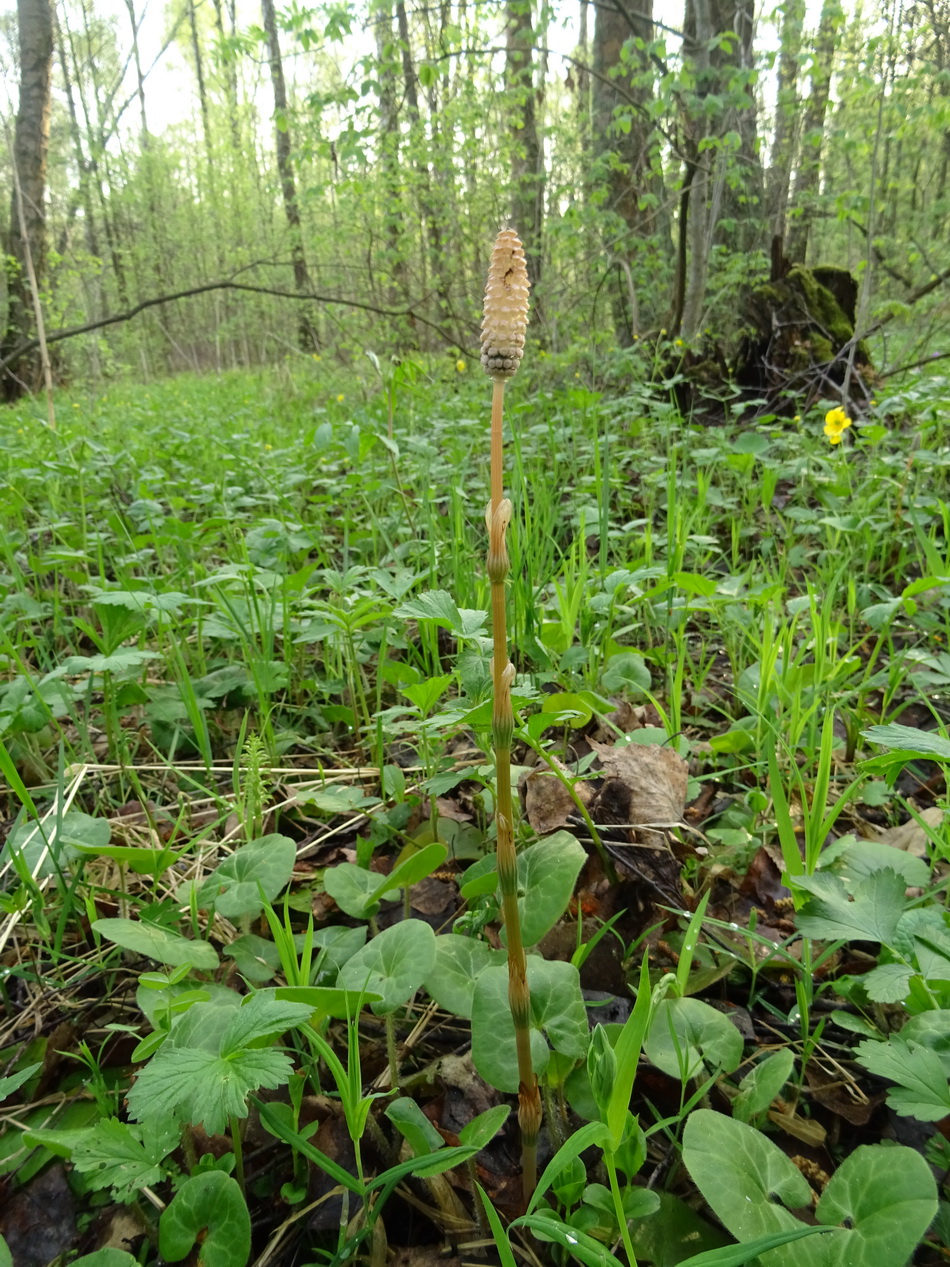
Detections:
[1, 360, 950, 1266]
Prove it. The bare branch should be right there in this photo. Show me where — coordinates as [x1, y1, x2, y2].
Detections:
[0, 279, 470, 374]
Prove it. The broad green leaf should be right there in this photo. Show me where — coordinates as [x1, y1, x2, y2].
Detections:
[70, 1254, 140, 1267]
[645, 997, 743, 1081]
[137, 983, 235, 1038]
[472, 959, 588, 1093]
[672, 571, 718, 598]
[832, 840, 930, 889]
[86, 588, 195, 615]
[601, 651, 651, 695]
[93, 917, 219, 970]
[159, 1171, 250, 1266]
[512, 832, 587, 947]
[424, 934, 505, 1018]
[197, 834, 296, 918]
[309, 924, 368, 975]
[901, 1011, 950, 1075]
[70, 1117, 179, 1202]
[383, 842, 448, 894]
[393, 590, 486, 637]
[325, 843, 447, 918]
[632, 1192, 729, 1267]
[220, 993, 316, 1055]
[684, 1110, 937, 1267]
[512, 1211, 624, 1267]
[22, 1125, 96, 1159]
[299, 784, 379, 814]
[676, 1227, 833, 1267]
[0, 1061, 40, 1104]
[274, 986, 382, 1019]
[794, 868, 905, 945]
[814, 1142, 936, 1265]
[458, 1104, 510, 1149]
[862, 963, 915, 1003]
[403, 673, 452, 715]
[732, 1048, 795, 1122]
[854, 1037, 950, 1120]
[323, 864, 382, 918]
[683, 1110, 812, 1254]
[2, 810, 107, 878]
[128, 1045, 293, 1136]
[223, 933, 282, 983]
[386, 1096, 444, 1156]
[62, 649, 161, 675]
[70, 840, 177, 877]
[862, 724, 950, 762]
[336, 919, 436, 1014]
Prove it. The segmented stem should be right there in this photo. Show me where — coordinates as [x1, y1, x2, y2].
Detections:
[481, 229, 539, 1204]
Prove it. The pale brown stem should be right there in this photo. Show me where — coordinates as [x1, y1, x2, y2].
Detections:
[491, 377, 505, 511]
[487, 372, 541, 1205]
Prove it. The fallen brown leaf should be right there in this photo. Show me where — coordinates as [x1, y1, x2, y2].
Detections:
[518, 754, 593, 834]
[588, 739, 689, 826]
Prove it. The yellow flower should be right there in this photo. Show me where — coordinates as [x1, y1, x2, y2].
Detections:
[823, 407, 852, 444]
[793, 415, 801, 423]
[312, 353, 322, 362]
[456, 358, 466, 373]
[336, 393, 345, 403]
[264, 443, 273, 451]
[674, 338, 684, 348]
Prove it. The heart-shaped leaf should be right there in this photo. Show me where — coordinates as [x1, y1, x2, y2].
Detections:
[683, 1110, 937, 1267]
[472, 959, 589, 1092]
[197, 834, 296, 918]
[159, 1171, 250, 1266]
[336, 919, 436, 1014]
[424, 934, 506, 1018]
[94, 918, 218, 970]
[645, 998, 743, 1081]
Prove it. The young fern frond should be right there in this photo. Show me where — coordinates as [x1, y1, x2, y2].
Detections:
[480, 229, 540, 1204]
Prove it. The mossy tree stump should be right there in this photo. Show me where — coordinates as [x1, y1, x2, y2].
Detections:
[734, 264, 873, 412]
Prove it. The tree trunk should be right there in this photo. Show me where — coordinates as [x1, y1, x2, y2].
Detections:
[592, 0, 663, 340]
[786, 0, 843, 263]
[211, 0, 242, 154]
[374, 0, 407, 312]
[709, 0, 763, 254]
[261, 0, 316, 350]
[767, 0, 805, 271]
[395, 0, 451, 343]
[187, 0, 215, 190]
[2, 0, 54, 401]
[68, 9, 129, 309]
[680, 0, 714, 340]
[506, 0, 544, 288]
[124, 0, 150, 140]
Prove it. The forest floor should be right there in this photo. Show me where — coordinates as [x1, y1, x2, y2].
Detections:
[0, 360, 949, 1267]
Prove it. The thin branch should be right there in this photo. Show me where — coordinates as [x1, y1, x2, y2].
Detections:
[881, 348, 950, 379]
[0, 279, 468, 374]
[846, 216, 913, 288]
